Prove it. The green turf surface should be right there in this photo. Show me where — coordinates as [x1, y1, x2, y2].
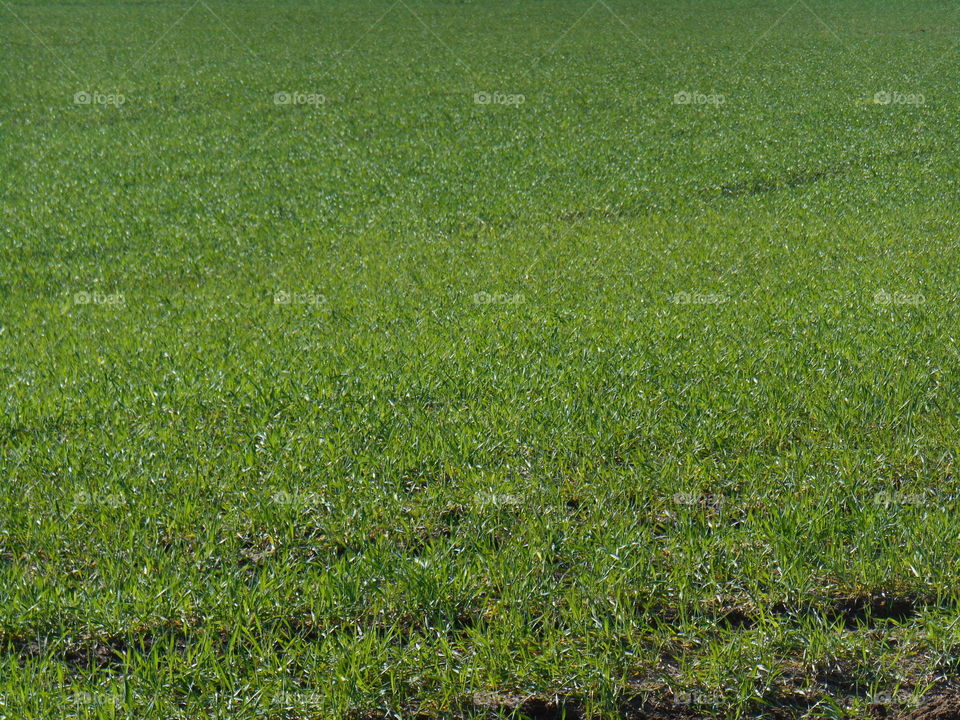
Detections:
[4, 0, 960, 717]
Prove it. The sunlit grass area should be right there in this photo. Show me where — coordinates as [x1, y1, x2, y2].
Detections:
[3, 1, 960, 718]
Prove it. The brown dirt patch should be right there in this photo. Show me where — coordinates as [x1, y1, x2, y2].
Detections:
[900, 690, 960, 720]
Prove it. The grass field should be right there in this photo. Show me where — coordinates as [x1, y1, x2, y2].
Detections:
[5, 0, 960, 718]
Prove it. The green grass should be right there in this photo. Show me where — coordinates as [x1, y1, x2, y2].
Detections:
[4, 0, 960, 717]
